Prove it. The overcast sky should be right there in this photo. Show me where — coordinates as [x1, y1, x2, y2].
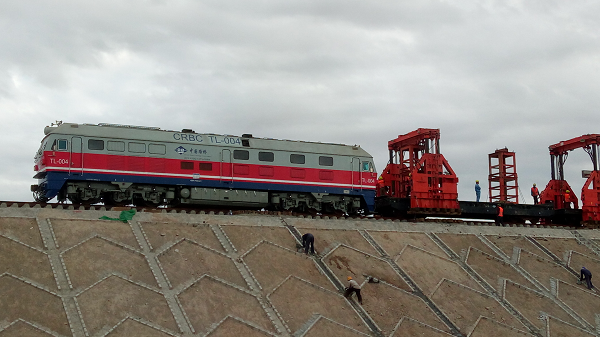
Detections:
[2, 0, 599, 205]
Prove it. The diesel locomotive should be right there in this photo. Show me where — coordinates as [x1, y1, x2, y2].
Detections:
[31, 122, 378, 214]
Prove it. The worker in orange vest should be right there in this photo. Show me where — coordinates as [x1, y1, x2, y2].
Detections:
[531, 183, 540, 205]
[564, 190, 572, 209]
[495, 204, 504, 226]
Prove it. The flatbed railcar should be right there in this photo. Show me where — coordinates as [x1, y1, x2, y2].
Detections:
[32, 122, 378, 214]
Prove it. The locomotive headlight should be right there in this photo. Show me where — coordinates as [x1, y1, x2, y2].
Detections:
[180, 188, 190, 198]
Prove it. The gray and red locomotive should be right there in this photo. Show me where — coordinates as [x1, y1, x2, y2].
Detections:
[32, 122, 377, 214]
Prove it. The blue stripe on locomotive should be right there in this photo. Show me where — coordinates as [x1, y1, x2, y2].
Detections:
[41, 171, 376, 211]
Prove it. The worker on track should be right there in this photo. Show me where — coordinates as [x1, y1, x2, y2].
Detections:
[344, 276, 363, 305]
[301, 233, 315, 255]
[531, 183, 539, 205]
[580, 267, 594, 290]
[564, 190, 573, 209]
[496, 204, 504, 226]
[475, 180, 481, 202]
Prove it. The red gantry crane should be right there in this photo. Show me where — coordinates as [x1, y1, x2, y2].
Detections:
[488, 148, 519, 203]
[377, 128, 459, 216]
[540, 134, 600, 225]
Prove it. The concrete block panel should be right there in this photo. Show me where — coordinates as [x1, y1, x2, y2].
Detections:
[431, 279, 527, 335]
[360, 281, 448, 335]
[368, 231, 448, 258]
[268, 276, 368, 335]
[178, 276, 275, 335]
[466, 247, 535, 291]
[243, 242, 333, 293]
[158, 240, 245, 290]
[140, 221, 224, 253]
[396, 245, 483, 296]
[0, 275, 69, 336]
[324, 245, 411, 292]
[76, 275, 178, 335]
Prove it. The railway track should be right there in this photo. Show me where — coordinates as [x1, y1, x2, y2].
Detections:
[0, 200, 581, 229]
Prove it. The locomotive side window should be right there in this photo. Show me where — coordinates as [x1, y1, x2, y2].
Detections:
[51, 139, 68, 151]
[129, 142, 146, 153]
[107, 141, 125, 152]
[290, 154, 305, 164]
[199, 163, 213, 171]
[88, 139, 104, 150]
[233, 150, 249, 160]
[181, 161, 194, 170]
[319, 156, 333, 166]
[362, 161, 374, 172]
[149, 144, 166, 155]
[259, 151, 274, 162]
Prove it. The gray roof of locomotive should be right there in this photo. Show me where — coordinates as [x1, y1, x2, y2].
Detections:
[43, 123, 372, 157]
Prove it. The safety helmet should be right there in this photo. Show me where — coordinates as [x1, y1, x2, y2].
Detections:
[566, 190, 570, 193]
[347, 276, 353, 281]
[533, 183, 536, 186]
[476, 180, 479, 183]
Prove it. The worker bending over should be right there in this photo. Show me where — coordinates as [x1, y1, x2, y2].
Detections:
[344, 276, 363, 305]
[581, 267, 594, 290]
[301, 233, 315, 255]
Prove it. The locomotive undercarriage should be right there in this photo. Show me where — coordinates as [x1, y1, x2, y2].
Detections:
[57, 181, 364, 214]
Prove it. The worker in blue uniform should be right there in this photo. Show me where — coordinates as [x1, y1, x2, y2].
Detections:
[475, 180, 481, 202]
[302, 233, 315, 255]
[580, 267, 594, 290]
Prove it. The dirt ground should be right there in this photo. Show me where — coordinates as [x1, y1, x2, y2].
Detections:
[51, 218, 140, 251]
[178, 276, 275, 335]
[267, 276, 369, 335]
[0, 236, 56, 290]
[302, 317, 370, 337]
[534, 237, 596, 261]
[206, 317, 275, 337]
[517, 250, 577, 291]
[62, 237, 157, 290]
[158, 239, 247, 289]
[466, 247, 535, 291]
[76, 275, 179, 336]
[547, 316, 596, 337]
[140, 221, 225, 253]
[360, 281, 448, 335]
[220, 225, 296, 255]
[430, 279, 527, 334]
[295, 227, 379, 256]
[368, 231, 448, 258]
[4, 209, 600, 336]
[485, 235, 546, 258]
[436, 233, 499, 258]
[243, 241, 334, 293]
[467, 317, 534, 337]
[390, 318, 453, 337]
[395, 245, 484, 296]
[324, 245, 412, 292]
[0, 275, 70, 336]
[556, 280, 600, 327]
[503, 281, 581, 330]
[107, 318, 174, 337]
[568, 251, 600, 278]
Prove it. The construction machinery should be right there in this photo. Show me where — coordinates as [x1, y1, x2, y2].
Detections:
[376, 128, 460, 217]
[540, 134, 600, 226]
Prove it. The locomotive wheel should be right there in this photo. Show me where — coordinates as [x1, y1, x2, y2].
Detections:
[103, 192, 130, 207]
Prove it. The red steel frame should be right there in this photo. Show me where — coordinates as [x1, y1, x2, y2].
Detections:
[488, 148, 519, 203]
[377, 128, 459, 212]
[540, 134, 600, 223]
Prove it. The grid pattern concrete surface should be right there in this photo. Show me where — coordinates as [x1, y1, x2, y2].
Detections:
[1, 206, 600, 337]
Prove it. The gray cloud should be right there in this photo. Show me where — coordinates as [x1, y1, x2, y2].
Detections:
[1, 0, 600, 204]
